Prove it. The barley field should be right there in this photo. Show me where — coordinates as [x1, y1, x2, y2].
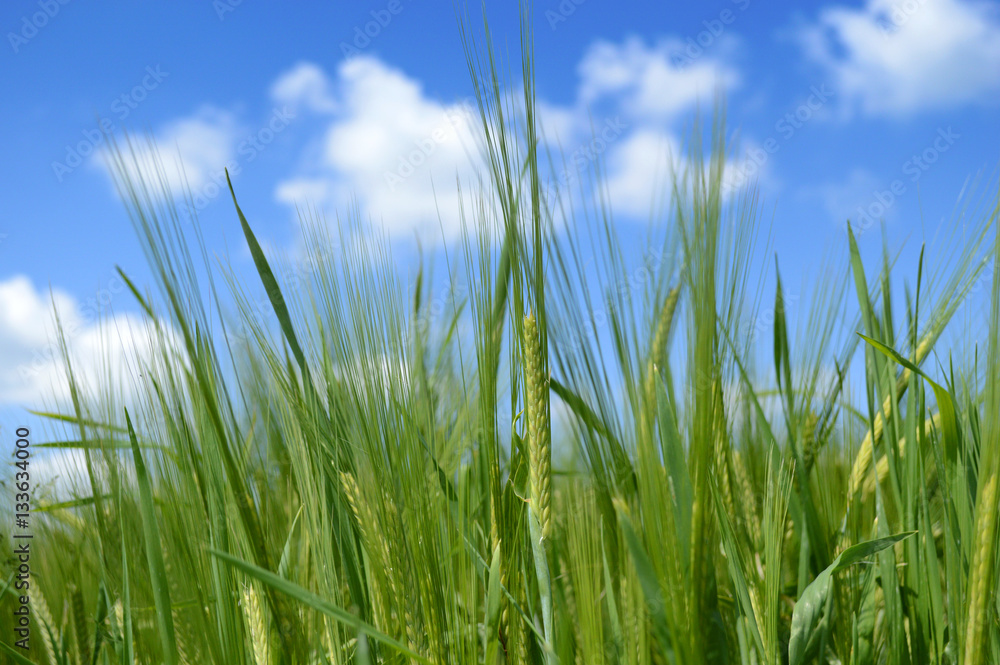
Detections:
[2, 13, 999, 665]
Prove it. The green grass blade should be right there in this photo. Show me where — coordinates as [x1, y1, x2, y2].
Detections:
[89, 583, 108, 665]
[209, 549, 432, 664]
[528, 506, 555, 664]
[124, 408, 178, 665]
[858, 332, 960, 463]
[35, 495, 112, 513]
[615, 499, 674, 659]
[277, 505, 303, 580]
[225, 169, 310, 383]
[789, 532, 914, 665]
[711, 475, 765, 659]
[0, 642, 40, 665]
[485, 541, 503, 663]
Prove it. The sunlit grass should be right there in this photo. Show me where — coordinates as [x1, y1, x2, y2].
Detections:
[2, 9, 999, 665]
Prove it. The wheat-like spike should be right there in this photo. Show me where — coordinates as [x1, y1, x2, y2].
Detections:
[715, 436, 736, 533]
[644, 287, 681, 403]
[386, 499, 423, 656]
[801, 410, 818, 473]
[242, 583, 270, 665]
[172, 609, 193, 665]
[340, 470, 390, 563]
[523, 311, 551, 540]
[340, 470, 395, 634]
[507, 580, 531, 665]
[715, 422, 736, 528]
[498, 565, 511, 657]
[732, 451, 761, 552]
[69, 584, 90, 665]
[340, 471, 366, 532]
[112, 599, 124, 642]
[559, 556, 585, 665]
[964, 472, 998, 665]
[28, 576, 58, 665]
[863, 411, 941, 497]
[846, 331, 933, 497]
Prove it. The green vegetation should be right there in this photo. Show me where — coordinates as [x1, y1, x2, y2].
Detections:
[2, 13, 999, 665]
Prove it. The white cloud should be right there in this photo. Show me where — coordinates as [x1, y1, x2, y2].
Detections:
[798, 0, 1000, 116]
[275, 56, 484, 241]
[271, 61, 337, 114]
[0, 275, 173, 408]
[603, 129, 677, 218]
[547, 36, 742, 215]
[95, 106, 241, 194]
[578, 35, 741, 119]
[272, 37, 742, 241]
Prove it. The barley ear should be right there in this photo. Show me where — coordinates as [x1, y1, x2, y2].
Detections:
[964, 473, 998, 665]
[524, 311, 551, 540]
[242, 583, 271, 665]
[29, 576, 58, 665]
[644, 287, 681, 402]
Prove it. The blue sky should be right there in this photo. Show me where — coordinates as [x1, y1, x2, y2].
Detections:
[1, 0, 999, 437]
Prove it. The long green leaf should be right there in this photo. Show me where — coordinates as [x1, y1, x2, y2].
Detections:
[615, 499, 674, 658]
[125, 408, 178, 665]
[858, 333, 959, 463]
[209, 549, 432, 664]
[225, 169, 310, 383]
[789, 532, 915, 665]
[0, 641, 39, 665]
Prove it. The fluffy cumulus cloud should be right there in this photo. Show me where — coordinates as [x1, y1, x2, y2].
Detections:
[578, 35, 740, 119]
[270, 61, 338, 114]
[271, 35, 740, 241]
[0, 275, 170, 408]
[798, 0, 1000, 116]
[94, 105, 241, 196]
[602, 128, 678, 218]
[273, 56, 484, 241]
